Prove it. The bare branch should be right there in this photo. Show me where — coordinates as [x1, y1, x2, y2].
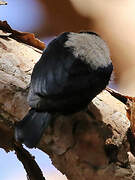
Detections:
[14, 144, 45, 180]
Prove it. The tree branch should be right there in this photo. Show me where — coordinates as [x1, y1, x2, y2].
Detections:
[14, 144, 45, 180]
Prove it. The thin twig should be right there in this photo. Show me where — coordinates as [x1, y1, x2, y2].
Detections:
[106, 87, 130, 104]
[14, 144, 46, 180]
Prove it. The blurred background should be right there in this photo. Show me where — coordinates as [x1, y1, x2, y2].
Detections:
[0, 0, 135, 179]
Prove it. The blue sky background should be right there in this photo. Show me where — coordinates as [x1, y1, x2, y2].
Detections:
[0, 0, 66, 179]
[0, 148, 66, 180]
[0, 0, 43, 32]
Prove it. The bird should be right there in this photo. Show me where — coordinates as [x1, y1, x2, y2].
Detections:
[15, 31, 113, 148]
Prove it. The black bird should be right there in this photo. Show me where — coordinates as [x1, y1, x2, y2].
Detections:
[15, 32, 113, 148]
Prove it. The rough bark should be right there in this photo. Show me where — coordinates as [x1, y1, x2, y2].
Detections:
[0, 33, 135, 180]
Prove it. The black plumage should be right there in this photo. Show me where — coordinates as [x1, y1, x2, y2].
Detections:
[15, 32, 113, 148]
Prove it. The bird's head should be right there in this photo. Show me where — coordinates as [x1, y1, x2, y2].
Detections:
[64, 31, 112, 70]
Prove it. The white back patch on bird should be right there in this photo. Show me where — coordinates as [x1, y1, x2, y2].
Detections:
[64, 32, 112, 70]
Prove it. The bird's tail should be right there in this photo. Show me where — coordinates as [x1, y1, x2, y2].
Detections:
[15, 109, 52, 148]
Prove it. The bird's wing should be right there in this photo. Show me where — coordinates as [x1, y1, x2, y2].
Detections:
[32, 50, 74, 95]
[27, 46, 74, 108]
